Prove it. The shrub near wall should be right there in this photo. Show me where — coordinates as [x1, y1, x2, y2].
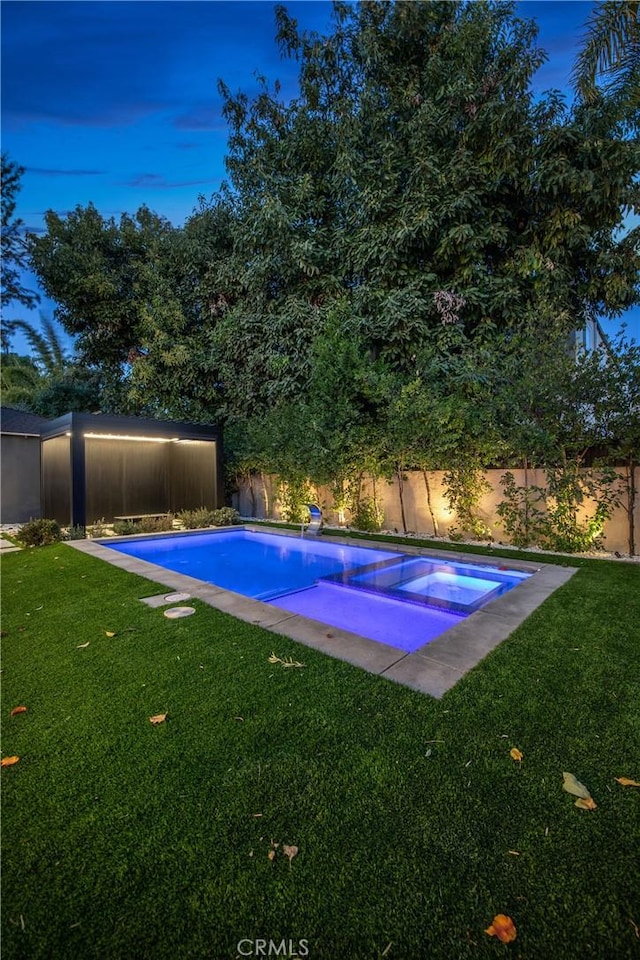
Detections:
[15, 518, 62, 546]
[177, 507, 240, 529]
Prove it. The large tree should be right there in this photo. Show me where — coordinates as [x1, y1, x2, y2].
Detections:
[31, 204, 235, 416]
[29, 0, 639, 435]
[209, 0, 639, 420]
[1, 154, 40, 347]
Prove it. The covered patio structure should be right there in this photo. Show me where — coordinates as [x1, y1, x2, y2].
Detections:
[41, 412, 223, 528]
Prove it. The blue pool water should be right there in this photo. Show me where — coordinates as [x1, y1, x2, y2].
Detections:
[105, 529, 531, 652]
[108, 529, 397, 601]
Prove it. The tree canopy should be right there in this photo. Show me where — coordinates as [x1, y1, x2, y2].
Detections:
[25, 0, 640, 546]
[29, 1, 639, 427]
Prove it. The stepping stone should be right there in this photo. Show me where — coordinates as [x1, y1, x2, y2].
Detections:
[140, 592, 192, 608]
[164, 606, 196, 619]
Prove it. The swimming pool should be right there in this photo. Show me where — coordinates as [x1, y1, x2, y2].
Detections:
[104, 529, 531, 653]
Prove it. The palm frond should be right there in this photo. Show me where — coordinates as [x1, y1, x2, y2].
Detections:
[10, 319, 54, 371]
[571, 0, 639, 103]
[9, 317, 70, 374]
[41, 315, 68, 369]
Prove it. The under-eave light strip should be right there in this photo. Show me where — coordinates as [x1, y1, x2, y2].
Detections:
[83, 432, 180, 443]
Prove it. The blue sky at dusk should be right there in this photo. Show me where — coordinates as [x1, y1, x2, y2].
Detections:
[2, 0, 638, 348]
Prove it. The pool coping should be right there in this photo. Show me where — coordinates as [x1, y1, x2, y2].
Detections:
[66, 526, 578, 698]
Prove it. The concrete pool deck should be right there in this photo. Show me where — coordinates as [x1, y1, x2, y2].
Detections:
[67, 526, 578, 698]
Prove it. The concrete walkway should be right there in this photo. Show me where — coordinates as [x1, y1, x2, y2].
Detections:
[66, 528, 577, 698]
[0, 537, 21, 554]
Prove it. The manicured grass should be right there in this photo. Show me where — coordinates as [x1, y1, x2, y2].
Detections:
[1, 541, 639, 959]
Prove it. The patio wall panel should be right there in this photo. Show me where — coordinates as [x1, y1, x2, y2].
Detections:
[168, 440, 218, 513]
[85, 439, 170, 522]
[41, 435, 71, 525]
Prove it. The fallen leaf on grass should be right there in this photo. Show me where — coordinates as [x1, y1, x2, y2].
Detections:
[77, 641, 90, 649]
[10, 706, 27, 717]
[105, 631, 116, 638]
[268, 652, 305, 668]
[510, 748, 523, 762]
[149, 713, 168, 725]
[1, 756, 20, 767]
[562, 772, 597, 810]
[283, 844, 298, 866]
[267, 849, 276, 862]
[485, 914, 517, 943]
[562, 772, 591, 799]
[616, 777, 640, 788]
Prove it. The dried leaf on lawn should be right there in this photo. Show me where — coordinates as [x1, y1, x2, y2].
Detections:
[10, 706, 27, 717]
[485, 914, 517, 943]
[510, 747, 523, 762]
[77, 641, 90, 649]
[283, 844, 298, 866]
[267, 849, 276, 861]
[105, 631, 116, 638]
[149, 713, 168, 725]
[1, 756, 20, 767]
[615, 777, 640, 788]
[562, 772, 591, 800]
[574, 796, 598, 810]
[268, 652, 305, 668]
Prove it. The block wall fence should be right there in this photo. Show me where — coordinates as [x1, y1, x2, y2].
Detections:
[232, 467, 640, 556]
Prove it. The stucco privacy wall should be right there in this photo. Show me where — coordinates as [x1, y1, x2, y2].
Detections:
[232, 467, 640, 556]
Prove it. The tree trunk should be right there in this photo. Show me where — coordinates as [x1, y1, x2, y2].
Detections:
[248, 473, 257, 518]
[372, 476, 380, 527]
[259, 471, 269, 518]
[627, 455, 636, 556]
[396, 465, 407, 533]
[422, 469, 439, 537]
[523, 457, 529, 541]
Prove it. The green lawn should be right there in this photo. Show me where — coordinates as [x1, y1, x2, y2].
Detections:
[1, 540, 639, 959]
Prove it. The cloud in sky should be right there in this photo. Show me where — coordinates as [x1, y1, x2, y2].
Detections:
[122, 173, 221, 190]
[1, 1, 331, 130]
[172, 105, 230, 132]
[27, 168, 106, 177]
[2, 2, 176, 128]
